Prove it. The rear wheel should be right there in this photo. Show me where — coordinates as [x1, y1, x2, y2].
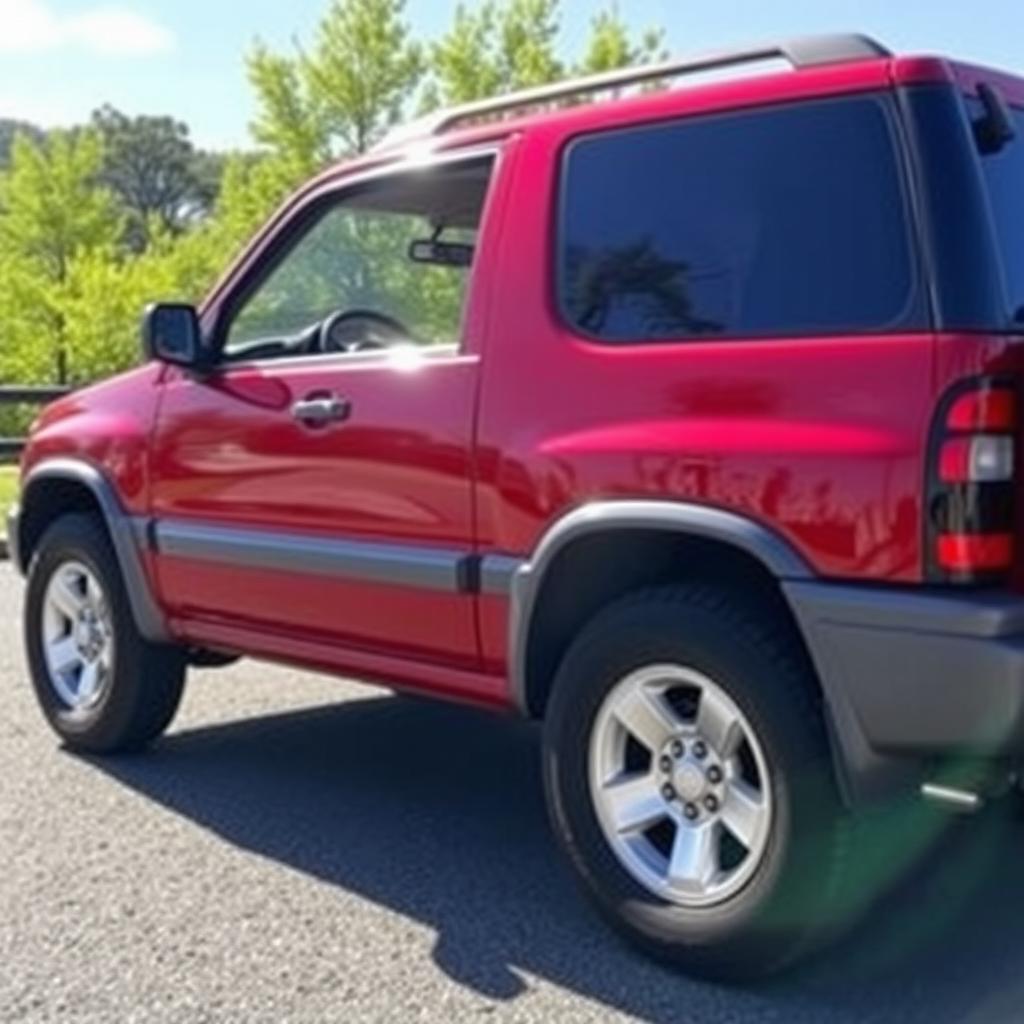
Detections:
[542, 584, 861, 979]
[24, 513, 186, 753]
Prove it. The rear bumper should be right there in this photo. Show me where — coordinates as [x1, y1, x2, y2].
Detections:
[783, 581, 1024, 801]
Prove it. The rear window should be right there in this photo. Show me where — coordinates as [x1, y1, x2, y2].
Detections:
[558, 94, 921, 342]
[970, 100, 1024, 327]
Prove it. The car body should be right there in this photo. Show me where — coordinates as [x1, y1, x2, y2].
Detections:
[12, 34, 1024, 976]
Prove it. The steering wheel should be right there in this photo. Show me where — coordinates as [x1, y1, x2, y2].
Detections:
[320, 309, 414, 353]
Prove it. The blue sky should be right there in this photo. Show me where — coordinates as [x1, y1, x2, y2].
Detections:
[1, 0, 1022, 149]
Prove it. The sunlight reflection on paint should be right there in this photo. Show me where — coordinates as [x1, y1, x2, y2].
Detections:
[388, 343, 428, 372]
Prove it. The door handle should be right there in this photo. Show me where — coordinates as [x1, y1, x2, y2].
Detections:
[291, 394, 350, 425]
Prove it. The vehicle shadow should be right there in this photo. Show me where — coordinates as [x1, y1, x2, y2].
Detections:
[84, 692, 1024, 1023]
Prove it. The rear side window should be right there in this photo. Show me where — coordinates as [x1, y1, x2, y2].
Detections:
[970, 99, 1024, 327]
[558, 95, 920, 342]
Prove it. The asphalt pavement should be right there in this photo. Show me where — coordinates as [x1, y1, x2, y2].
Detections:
[2, 562, 1023, 1023]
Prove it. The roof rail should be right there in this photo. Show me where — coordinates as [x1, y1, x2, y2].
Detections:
[376, 33, 891, 151]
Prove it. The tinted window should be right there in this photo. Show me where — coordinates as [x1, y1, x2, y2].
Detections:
[971, 100, 1024, 327]
[558, 96, 919, 341]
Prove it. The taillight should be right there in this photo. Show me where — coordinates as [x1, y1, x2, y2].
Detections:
[927, 378, 1017, 583]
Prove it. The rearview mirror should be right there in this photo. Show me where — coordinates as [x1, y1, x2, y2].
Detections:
[408, 238, 474, 268]
[142, 303, 203, 367]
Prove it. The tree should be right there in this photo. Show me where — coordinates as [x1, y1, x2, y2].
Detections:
[247, 0, 422, 167]
[0, 119, 45, 169]
[90, 105, 218, 250]
[0, 130, 122, 384]
[426, 0, 662, 106]
[428, 0, 562, 105]
[576, 5, 665, 75]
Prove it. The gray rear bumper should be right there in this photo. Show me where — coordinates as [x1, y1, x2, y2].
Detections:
[784, 581, 1024, 802]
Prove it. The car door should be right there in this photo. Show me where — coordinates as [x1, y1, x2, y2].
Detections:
[148, 149, 506, 671]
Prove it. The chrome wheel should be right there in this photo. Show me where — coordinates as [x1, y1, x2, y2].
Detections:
[41, 560, 115, 713]
[589, 664, 773, 908]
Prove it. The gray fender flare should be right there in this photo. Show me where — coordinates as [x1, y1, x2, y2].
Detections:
[498, 499, 917, 805]
[500, 500, 814, 715]
[16, 458, 170, 643]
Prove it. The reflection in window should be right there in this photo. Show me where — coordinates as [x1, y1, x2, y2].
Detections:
[559, 95, 920, 342]
[225, 158, 493, 360]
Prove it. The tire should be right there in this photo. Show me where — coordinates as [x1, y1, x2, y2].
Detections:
[24, 513, 186, 754]
[542, 584, 861, 980]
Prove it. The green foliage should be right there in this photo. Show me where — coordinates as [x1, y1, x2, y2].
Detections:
[0, 130, 121, 282]
[428, 0, 562, 105]
[0, 130, 123, 391]
[0, 119, 45, 169]
[248, 0, 422, 162]
[91, 105, 220, 250]
[577, 5, 666, 74]
[0, 0, 668, 405]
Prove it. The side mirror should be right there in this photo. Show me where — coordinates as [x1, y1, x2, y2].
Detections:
[142, 303, 204, 368]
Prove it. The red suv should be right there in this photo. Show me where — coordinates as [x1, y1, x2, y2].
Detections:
[11, 34, 1024, 977]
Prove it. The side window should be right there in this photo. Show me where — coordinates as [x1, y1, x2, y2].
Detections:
[223, 156, 494, 361]
[558, 95, 920, 342]
[968, 97, 1024, 326]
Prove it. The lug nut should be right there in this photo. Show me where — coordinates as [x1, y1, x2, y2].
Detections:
[670, 740, 684, 758]
[707, 765, 723, 785]
[659, 755, 673, 773]
[683, 803, 699, 820]
[704, 795, 719, 813]
[661, 784, 676, 801]
[692, 740, 708, 760]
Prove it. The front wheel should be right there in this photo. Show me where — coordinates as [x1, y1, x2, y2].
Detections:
[24, 513, 186, 753]
[542, 584, 861, 979]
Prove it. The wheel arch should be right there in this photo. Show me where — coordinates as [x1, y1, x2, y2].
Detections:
[15, 458, 169, 643]
[508, 501, 815, 721]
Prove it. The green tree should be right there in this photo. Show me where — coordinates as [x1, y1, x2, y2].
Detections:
[247, 0, 422, 168]
[91, 105, 221, 250]
[577, 5, 665, 74]
[0, 119, 45, 169]
[428, 0, 562, 105]
[0, 130, 122, 383]
[426, 1, 663, 106]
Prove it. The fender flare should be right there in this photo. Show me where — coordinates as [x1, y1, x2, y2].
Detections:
[16, 458, 170, 643]
[501, 500, 815, 716]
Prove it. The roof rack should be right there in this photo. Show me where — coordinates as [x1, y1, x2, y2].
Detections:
[376, 33, 891, 151]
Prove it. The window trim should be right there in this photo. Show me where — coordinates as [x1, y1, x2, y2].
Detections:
[207, 146, 502, 367]
[552, 91, 928, 346]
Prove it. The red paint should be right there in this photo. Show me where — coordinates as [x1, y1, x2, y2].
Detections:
[21, 47, 1024, 707]
[149, 353, 482, 664]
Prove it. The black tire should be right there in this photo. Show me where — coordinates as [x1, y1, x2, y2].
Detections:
[542, 584, 862, 980]
[24, 513, 186, 753]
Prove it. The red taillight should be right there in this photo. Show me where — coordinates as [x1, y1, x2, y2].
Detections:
[928, 380, 1017, 582]
[936, 533, 1014, 572]
[946, 388, 1017, 432]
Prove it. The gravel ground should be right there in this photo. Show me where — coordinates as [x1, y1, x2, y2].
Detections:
[2, 562, 1024, 1023]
